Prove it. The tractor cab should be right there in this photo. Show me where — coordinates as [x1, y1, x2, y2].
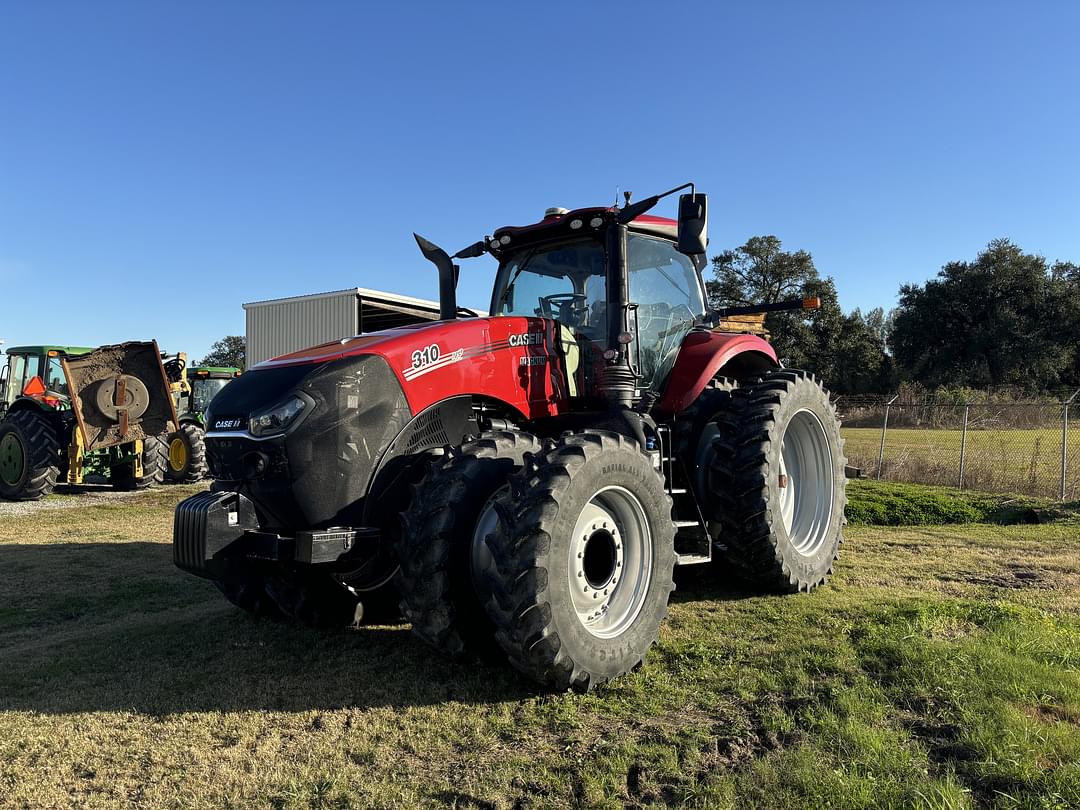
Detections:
[165, 365, 240, 484]
[179, 366, 241, 419]
[488, 212, 707, 395]
[0, 345, 93, 416]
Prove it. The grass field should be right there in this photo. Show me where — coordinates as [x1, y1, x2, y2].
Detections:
[1, 486, 1078, 809]
[842, 426, 1080, 500]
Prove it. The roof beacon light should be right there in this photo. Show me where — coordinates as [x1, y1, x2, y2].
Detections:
[545, 207, 570, 218]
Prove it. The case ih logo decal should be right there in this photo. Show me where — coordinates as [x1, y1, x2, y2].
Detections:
[401, 333, 549, 381]
[213, 418, 244, 430]
[508, 332, 544, 347]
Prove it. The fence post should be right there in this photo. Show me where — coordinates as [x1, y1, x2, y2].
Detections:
[877, 394, 898, 480]
[958, 404, 969, 490]
[1064, 390, 1078, 502]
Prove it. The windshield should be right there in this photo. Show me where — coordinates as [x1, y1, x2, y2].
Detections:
[492, 233, 706, 390]
[191, 377, 231, 413]
[492, 238, 608, 340]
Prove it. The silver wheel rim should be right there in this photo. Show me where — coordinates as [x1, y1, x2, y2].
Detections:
[567, 485, 653, 639]
[778, 408, 834, 556]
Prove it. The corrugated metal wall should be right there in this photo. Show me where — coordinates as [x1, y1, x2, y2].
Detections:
[244, 290, 359, 366]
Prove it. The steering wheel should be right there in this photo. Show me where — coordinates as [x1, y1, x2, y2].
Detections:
[538, 293, 588, 325]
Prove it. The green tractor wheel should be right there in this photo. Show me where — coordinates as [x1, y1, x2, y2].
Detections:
[0, 410, 62, 501]
[165, 423, 208, 483]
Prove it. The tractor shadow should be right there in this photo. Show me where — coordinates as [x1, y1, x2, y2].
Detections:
[0, 541, 538, 716]
[670, 561, 765, 605]
[0, 541, 759, 716]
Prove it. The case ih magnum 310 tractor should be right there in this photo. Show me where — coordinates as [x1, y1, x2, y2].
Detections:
[174, 184, 846, 690]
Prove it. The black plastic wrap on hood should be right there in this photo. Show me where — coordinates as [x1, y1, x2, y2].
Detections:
[204, 354, 412, 529]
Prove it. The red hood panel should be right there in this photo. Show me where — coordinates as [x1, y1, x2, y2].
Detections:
[255, 316, 579, 419]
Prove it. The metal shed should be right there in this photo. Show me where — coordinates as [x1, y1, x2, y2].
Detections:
[243, 287, 484, 367]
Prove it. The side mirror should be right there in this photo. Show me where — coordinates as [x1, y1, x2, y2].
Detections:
[676, 193, 708, 255]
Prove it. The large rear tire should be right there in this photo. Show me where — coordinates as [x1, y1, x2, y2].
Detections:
[396, 430, 542, 657]
[484, 431, 676, 691]
[0, 410, 61, 501]
[708, 370, 847, 592]
[165, 423, 208, 483]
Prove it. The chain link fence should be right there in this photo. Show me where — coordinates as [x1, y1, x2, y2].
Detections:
[837, 392, 1080, 500]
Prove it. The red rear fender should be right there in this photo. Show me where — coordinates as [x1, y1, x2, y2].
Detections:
[658, 330, 778, 414]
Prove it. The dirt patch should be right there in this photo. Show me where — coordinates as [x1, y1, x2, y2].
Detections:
[1024, 703, 1080, 727]
[942, 562, 1057, 591]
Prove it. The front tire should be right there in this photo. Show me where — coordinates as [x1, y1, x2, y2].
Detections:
[708, 370, 847, 592]
[485, 431, 676, 691]
[0, 410, 61, 501]
[396, 430, 542, 657]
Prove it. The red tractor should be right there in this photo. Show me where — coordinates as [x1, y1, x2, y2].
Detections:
[174, 184, 846, 690]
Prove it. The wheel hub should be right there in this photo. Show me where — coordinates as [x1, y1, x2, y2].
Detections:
[168, 437, 187, 471]
[568, 486, 653, 639]
[0, 432, 25, 486]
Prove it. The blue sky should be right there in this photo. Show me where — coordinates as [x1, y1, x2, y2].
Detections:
[2, 1, 1078, 361]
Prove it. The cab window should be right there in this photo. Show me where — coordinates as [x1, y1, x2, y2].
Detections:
[15, 355, 42, 397]
[46, 357, 68, 396]
[628, 234, 706, 391]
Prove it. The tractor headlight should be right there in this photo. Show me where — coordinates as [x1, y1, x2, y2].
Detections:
[249, 395, 310, 437]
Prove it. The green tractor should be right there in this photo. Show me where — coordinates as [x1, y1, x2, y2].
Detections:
[0, 342, 178, 500]
[165, 364, 240, 483]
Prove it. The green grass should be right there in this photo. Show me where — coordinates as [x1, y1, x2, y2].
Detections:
[1, 487, 1078, 808]
[846, 479, 1080, 527]
[842, 426, 1080, 500]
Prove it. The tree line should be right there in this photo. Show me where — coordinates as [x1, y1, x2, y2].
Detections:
[708, 236, 1080, 396]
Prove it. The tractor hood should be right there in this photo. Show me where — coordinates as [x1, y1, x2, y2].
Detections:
[248, 315, 582, 421]
[203, 316, 581, 528]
